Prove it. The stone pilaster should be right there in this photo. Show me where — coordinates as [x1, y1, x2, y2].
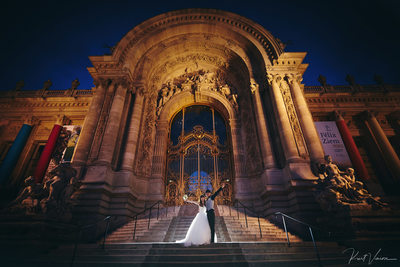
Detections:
[121, 90, 144, 171]
[363, 111, 400, 180]
[229, 119, 246, 178]
[250, 78, 276, 169]
[334, 111, 370, 180]
[267, 74, 300, 162]
[148, 120, 169, 200]
[72, 80, 107, 166]
[151, 120, 169, 178]
[97, 80, 128, 165]
[288, 74, 324, 163]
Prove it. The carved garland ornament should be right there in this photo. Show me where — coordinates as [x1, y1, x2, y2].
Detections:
[279, 77, 308, 157]
[268, 73, 308, 157]
[136, 93, 157, 176]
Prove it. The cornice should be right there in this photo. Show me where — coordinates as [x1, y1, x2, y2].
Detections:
[0, 89, 93, 99]
[0, 100, 91, 110]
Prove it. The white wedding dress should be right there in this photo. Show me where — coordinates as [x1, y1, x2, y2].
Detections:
[176, 201, 217, 246]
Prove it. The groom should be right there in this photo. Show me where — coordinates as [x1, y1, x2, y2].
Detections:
[205, 182, 225, 243]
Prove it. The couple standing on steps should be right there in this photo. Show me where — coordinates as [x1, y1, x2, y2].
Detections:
[176, 183, 226, 247]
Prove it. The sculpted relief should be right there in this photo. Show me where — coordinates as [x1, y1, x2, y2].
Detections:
[155, 69, 238, 116]
[134, 64, 264, 178]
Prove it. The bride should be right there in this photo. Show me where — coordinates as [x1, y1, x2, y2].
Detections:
[176, 194, 217, 246]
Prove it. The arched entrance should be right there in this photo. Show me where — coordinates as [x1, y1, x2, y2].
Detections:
[165, 105, 232, 205]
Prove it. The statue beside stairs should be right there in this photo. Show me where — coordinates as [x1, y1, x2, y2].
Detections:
[5, 163, 81, 221]
[315, 155, 388, 212]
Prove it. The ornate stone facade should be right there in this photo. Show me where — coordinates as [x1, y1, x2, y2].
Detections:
[0, 9, 399, 231]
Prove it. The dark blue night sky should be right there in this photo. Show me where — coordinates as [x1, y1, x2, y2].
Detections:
[1, 0, 399, 91]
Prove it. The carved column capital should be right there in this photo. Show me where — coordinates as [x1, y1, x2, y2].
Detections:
[286, 73, 303, 85]
[267, 73, 284, 86]
[155, 119, 169, 129]
[93, 77, 110, 88]
[110, 77, 131, 91]
[55, 115, 71, 125]
[23, 115, 40, 126]
[332, 110, 344, 121]
[389, 110, 400, 120]
[360, 110, 378, 121]
[250, 78, 259, 94]
[229, 118, 241, 129]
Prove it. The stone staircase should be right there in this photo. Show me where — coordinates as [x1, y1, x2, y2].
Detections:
[4, 204, 400, 266]
[9, 242, 353, 266]
[106, 206, 180, 243]
[106, 204, 303, 243]
[217, 205, 302, 242]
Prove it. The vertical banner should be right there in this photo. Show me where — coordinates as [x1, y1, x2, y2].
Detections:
[314, 121, 352, 167]
[62, 125, 81, 163]
[42, 125, 81, 182]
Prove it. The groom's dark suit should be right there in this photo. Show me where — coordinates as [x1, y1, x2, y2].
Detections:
[205, 186, 223, 243]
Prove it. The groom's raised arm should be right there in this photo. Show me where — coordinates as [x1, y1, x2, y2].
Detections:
[211, 183, 225, 200]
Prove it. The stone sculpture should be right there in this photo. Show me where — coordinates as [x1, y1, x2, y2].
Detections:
[156, 69, 238, 116]
[316, 155, 387, 211]
[5, 163, 81, 220]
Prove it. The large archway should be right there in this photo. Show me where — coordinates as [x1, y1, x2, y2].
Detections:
[78, 9, 321, 224]
[165, 105, 233, 206]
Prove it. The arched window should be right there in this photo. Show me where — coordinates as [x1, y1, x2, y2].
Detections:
[165, 105, 232, 205]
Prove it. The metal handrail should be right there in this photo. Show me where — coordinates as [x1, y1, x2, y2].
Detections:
[234, 200, 260, 233]
[132, 200, 163, 240]
[232, 201, 325, 266]
[70, 200, 164, 266]
[275, 212, 322, 267]
[70, 215, 112, 267]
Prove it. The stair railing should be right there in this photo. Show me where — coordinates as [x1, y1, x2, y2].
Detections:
[70, 200, 166, 266]
[131, 200, 164, 240]
[275, 212, 322, 267]
[225, 201, 328, 267]
[234, 200, 260, 236]
[70, 215, 112, 267]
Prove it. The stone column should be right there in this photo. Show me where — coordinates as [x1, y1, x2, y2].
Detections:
[267, 74, 299, 162]
[363, 111, 400, 179]
[288, 74, 325, 163]
[229, 119, 245, 177]
[72, 80, 107, 165]
[334, 111, 370, 180]
[97, 80, 128, 165]
[151, 120, 169, 178]
[33, 122, 63, 183]
[148, 120, 169, 200]
[229, 118, 249, 198]
[121, 91, 144, 171]
[250, 79, 277, 169]
[0, 123, 33, 184]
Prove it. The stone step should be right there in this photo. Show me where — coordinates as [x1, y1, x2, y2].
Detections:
[105, 206, 303, 243]
[12, 242, 350, 267]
